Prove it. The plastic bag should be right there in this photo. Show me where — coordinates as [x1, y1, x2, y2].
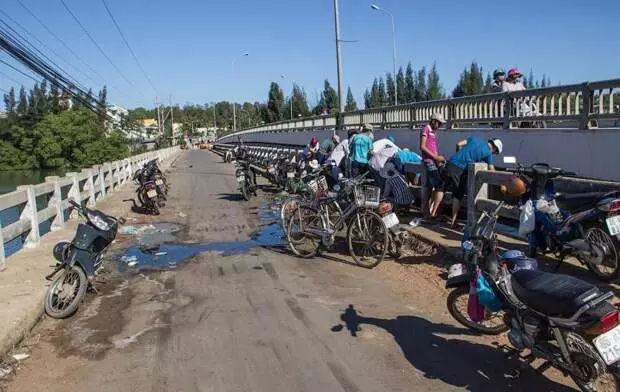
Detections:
[519, 199, 535, 236]
[476, 273, 503, 312]
[467, 272, 485, 322]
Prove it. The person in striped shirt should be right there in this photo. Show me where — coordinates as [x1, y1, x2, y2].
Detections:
[380, 161, 413, 209]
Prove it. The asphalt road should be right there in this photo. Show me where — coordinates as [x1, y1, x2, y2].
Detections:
[4, 150, 579, 392]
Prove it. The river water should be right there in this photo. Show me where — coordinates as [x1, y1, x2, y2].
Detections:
[1, 169, 65, 258]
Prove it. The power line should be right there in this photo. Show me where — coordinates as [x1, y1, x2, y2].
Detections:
[0, 69, 23, 85]
[101, 0, 158, 95]
[59, 0, 136, 90]
[0, 59, 39, 83]
[0, 87, 9, 94]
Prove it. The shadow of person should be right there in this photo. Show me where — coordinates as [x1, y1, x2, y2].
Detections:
[332, 305, 575, 392]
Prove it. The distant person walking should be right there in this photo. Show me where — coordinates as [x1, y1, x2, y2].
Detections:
[419, 113, 446, 218]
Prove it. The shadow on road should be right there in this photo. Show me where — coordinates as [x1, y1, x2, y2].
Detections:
[331, 305, 575, 392]
[122, 199, 158, 216]
[217, 193, 246, 202]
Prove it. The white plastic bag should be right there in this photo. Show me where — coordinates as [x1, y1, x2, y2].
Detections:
[519, 199, 535, 236]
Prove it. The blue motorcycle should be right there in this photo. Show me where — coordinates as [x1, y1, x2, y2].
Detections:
[515, 163, 620, 281]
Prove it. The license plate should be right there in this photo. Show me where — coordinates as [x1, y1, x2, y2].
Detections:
[155, 179, 163, 185]
[594, 324, 620, 365]
[236, 176, 245, 183]
[287, 172, 295, 178]
[147, 189, 158, 198]
[382, 213, 400, 229]
[606, 216, 620, 236]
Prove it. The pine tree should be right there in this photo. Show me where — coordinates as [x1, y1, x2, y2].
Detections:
[3, 87, 16, 113]
[541, 75, 547, 88]
[290, 84, 310, 118]
[527, 70, 535, 89]
[414, 66, 426, 102]
[405, 62, 415, 102]
[345, 87, 357, 112]
[377, 77, 387, 107]
[267, 82, 285, 122]
[363, 89, 371, 109]
[17, 86, 28, 116]
[370, 78, 379, 108]
[426, 63, 443, 100]
[396, 67, 406, 105]
[322, 79, 339, 113]
[484, 73, 492, 92]
[49, 82, 61, 114]
[385, 73, 396, 106]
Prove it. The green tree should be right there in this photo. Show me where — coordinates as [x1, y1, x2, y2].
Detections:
[452, 61, 484, 97]
[267, 82, 285, 122]
[345, 86, 357, 112]
[396, 67, 406, 104]
[290, 84, 310, 118]
[49, 82, 62, 114]
[377, 77, 387, 107]
[414, 67, 426, 102]
[527, 70, 535, 89]
[426, 63, 443, 100]
[322, 79, 339, 113]
[405, 62, 415, 102]
[484, 73, 492, 92]
[3, 87, 16, 113]
[17, 86, 28, 116]
[363, 89, 371, 109]
[386, 73, 396, 105]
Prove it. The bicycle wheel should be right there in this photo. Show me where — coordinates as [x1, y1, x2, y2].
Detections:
[347, 210, 388, 268]
[286, 205, 323, 258]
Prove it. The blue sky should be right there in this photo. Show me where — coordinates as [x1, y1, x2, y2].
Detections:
[1, 0, 619, 109]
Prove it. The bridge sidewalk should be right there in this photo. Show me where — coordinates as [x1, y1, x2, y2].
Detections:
[0, 186, 140, 358]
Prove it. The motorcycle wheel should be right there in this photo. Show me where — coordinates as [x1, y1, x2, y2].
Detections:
[137, 187, 146, 206]
[44, 265, 88, 319]
[240, 181, 250, 201]
[347, 210, 388, 268]
[565, 332, 619, 392]
[584, 223, 619, 281]
[446, 286, 509, 335]
[387, 235, 402, 259]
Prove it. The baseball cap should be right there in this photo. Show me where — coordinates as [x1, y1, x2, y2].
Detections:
[430, 113, 446, 124]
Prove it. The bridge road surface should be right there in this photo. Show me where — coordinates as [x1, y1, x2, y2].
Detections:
[4, 150, 578, 392]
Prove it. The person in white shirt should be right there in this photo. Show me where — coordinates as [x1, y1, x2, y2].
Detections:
[502, 68, 526, 92]
[368, 136, 400, 188]
[327, 129, 358, 181]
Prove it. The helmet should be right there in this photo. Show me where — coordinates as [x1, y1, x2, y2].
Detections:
[53, 241, 71, 263]
[493, 68, 505, 78]
[489, 138, 503, 154]
[500, 250, 538, 272]
[310, 136, 318, 147]
[507, 68, 522, 78]
[501, 176, 527, 196]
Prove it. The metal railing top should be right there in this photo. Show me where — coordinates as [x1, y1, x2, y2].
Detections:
[218, 78, 620, 141]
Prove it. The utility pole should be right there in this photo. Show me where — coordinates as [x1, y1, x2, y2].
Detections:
[169, 95, 175, 143]
[333, 0, 344, 114]
[156, 96, 161, 136]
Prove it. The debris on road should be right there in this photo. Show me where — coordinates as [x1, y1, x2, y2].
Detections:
[11, 353, 30, 361]
[178, 212, 187, 218]
[0, 367, 12, 378]
[119, 225, 140, 235]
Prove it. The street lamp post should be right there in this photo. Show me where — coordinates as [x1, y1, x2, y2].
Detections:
[232, 52, 249, 133]
[333, 0, 344, 114]
[281, 74, 294, 120]
[371, 4, 397, 106]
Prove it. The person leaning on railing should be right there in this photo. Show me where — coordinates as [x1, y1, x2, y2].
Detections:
[419, 113, 447, 219]
[349, 123, 375, 177]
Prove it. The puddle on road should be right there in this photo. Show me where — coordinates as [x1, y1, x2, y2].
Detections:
[118, 203, 286, 271]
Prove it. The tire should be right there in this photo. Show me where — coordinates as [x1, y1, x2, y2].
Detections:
[446, 286, 509, 335]
[240, 181, 250, 201]
[565, 332, 619, 392]
[280, 197, 298, 231]
[584, 223, 620, 282]
[347, 210, 388, 268]
[137, 187, 146, 206]
[388, 235, 403, 259]
[44, 265, 88, 319]
[286, 205, 323, 258]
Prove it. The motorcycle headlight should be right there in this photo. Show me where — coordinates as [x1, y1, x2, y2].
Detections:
[87, 212, 110, 231]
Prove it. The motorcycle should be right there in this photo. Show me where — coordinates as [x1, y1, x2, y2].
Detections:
[447, 202, 620, 391]
[515, 163, 620, 281]
[235, 159, 257, 201]
[44, 200, 122, 318]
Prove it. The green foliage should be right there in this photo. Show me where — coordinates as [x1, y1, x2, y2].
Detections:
[290, 84, 310, 118]
[386, 73, 396, 105]
[345, 87, 357, 112]
[426, 63, 444, 100]
[267, 82, 285, 122]
[405, 62, 415, 103]
[396, 67, 406, 104]
[414, 67, 426, 102]
[452, 61, 485, 97]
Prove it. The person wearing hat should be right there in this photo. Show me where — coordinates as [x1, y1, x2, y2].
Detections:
[319, 134, 340, 163]
[420, 113, 447, 219]
[503, 68, 526, 92]
[433, 136, 504, 227]
[489, 69, 506, 93]
[380, 161, 413, 209]
[349, 123, 375, 177]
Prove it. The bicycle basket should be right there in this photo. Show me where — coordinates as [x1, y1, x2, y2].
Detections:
[308, 176, 329, 198]
[354, 185, 381, 208]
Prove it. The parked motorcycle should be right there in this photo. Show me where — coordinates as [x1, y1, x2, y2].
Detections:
[44, 200, 122, 318]
[235, 159, 257, 201]
[515, 163, 620, 281]
[447, 202, 620, 391]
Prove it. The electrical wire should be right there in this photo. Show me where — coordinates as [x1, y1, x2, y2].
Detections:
[101, 0, 158, 95]
[59, 0, 136, 90]
[0, 69, 23, 85]
[0, 59, 39, 83]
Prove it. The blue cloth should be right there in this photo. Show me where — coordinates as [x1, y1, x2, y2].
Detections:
[449, 137, 493, 169]
[396, 150, 422, 165]
[350, 134, 373, 164]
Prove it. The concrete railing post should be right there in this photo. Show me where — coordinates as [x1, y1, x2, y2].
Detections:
[17, 185, 40, 248]
[45, 176, 65, 231]
[114, 161, 121, 189]
[98, 165, 107, 199]
[465, 163, 488, 234]
[502, 93, 512, 129]
[83, 168, 96, 206]
[66, 172, 81, 219]
[0, 220, 6, 269]
[580, 82, 593, 130]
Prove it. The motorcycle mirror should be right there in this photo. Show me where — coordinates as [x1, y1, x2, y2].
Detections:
[503, 156, 517, 164]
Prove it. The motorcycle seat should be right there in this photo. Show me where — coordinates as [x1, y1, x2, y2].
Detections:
[554, 191, 613, 212]
[511, 269, 601, 318]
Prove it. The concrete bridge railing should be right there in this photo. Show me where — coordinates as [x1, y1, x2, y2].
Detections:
[222, 78, 620, 140]
[0, 146, 181, 268]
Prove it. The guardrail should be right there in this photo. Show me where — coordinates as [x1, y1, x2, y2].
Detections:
[220, 78, 620, 141]
[0, 146, 181, 268]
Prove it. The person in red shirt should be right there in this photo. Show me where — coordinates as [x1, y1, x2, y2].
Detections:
[419, 113, 446, 218]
